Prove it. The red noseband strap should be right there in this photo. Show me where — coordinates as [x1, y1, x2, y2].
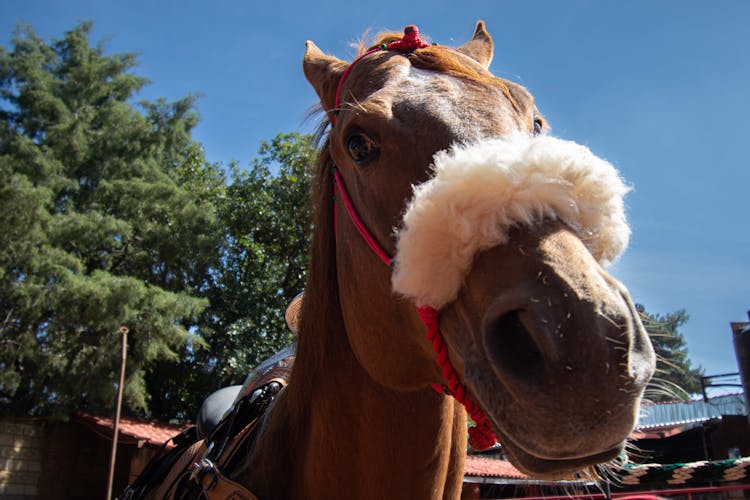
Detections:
[330, 26, 497, 451]
[416, 306, 497, 451]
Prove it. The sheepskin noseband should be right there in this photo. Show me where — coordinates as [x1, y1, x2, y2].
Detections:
[391, 133, 631, 309]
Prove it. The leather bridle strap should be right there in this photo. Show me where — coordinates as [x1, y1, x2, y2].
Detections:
[191, 459, 259, 500]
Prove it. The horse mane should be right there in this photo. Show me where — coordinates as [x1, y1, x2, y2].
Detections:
[286, 136, 345, 418]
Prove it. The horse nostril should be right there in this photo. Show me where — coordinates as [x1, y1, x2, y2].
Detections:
[484, 310, 545, 382]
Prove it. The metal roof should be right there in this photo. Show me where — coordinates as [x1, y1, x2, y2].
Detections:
[637, 393, 746, 430]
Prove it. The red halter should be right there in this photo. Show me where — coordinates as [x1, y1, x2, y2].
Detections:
[331, 25, 497, 451]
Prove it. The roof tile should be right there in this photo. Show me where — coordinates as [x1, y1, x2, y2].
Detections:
[464, 455, 528, 478]
[76, 413, 189, 447]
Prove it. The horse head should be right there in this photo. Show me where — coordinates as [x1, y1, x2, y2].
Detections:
[302, 22, 655, 480]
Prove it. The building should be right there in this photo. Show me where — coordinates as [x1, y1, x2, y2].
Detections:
[0, 413, 187, 499]
[461, 393, 750, 499]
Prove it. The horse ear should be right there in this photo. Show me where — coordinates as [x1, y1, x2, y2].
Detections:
[303, 41, 348, 113]
[457, 21, 494, 69]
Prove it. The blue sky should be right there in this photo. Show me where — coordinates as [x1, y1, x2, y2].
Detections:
[4, 0, 749, 389]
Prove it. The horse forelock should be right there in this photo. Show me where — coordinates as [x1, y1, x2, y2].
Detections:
[349, 31, 526, 117]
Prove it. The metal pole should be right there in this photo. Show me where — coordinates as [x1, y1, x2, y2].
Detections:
[106, 326, 128, 500]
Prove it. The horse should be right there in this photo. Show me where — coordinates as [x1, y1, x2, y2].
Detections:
[129, 21, 655, 500]
[229, 21, 655, 499]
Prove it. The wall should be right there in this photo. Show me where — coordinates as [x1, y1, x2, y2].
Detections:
[0, 419, 45, 499]
[0, 417, 153, 499]
[38, 419, 138, 499]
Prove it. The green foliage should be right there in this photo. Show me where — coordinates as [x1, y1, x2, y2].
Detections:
[217, 132, 314, 371]
[637, 305, 704, 401]
[0, 22, 219, 417]
[0, 20, 317, 420]
[145, 132, 316, 420]
[223, 133, 317, 364]
[4, 20, 711, 423]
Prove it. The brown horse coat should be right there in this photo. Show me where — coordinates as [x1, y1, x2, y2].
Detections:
[153, 21, 655, 500]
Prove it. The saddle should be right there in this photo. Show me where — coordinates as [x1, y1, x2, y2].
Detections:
[121, 345, 296, 500]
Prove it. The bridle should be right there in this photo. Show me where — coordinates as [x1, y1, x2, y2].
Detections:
[330, 25, 497, 451]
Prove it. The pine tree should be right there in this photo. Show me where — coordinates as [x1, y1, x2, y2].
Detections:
[637, 305, 704, 401]
[0, 22, 221, 417]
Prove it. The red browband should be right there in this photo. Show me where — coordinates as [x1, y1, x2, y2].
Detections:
[333, 25, 429, 126]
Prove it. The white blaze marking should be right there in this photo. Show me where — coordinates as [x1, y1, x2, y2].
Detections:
[393, 65, 484, 142]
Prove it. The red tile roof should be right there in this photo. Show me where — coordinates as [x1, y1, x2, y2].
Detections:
[464, 455, 528, 479]
[71, 414, 676, 479]
[630, 423, 690, 440]
[75, 413, 190, 447]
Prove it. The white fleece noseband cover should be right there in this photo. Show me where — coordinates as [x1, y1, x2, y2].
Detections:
[391, 133, 631, 309]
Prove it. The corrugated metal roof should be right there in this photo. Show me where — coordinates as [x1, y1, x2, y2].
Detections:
[637, 393, 746, 430]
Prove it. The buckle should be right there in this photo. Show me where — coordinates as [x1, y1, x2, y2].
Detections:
[190, 458, 218, 490]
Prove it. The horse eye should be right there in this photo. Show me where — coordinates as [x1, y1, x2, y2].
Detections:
[347, 133, 379, 165]
[533, 117, 544, 135]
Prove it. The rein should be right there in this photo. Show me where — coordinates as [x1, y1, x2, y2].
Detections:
[331, 25, 497, 451]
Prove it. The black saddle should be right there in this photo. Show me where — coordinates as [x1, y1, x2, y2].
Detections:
[195, 384, 242, 439]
